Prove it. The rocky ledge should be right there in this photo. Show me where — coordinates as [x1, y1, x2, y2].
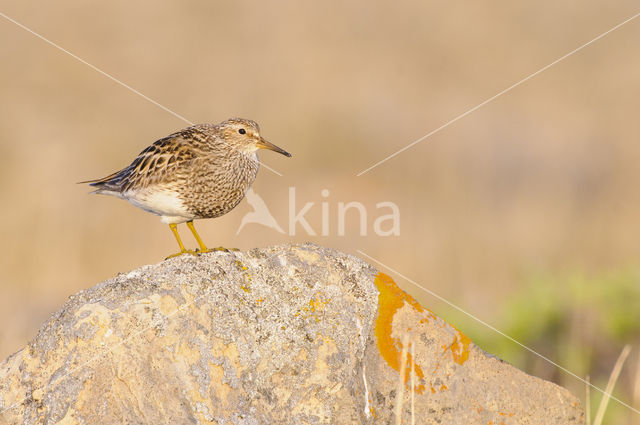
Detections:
[0, 243, 583, 424]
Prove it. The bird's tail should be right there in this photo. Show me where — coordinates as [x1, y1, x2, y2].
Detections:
[77, 170, 121, 186]
[78, 168, 130, 195]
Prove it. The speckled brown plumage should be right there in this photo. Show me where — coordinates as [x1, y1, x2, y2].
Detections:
[82, 118, 291, 257]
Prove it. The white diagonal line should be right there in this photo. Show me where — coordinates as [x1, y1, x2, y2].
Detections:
[356, 11, 640, 177]
[0, 11, 284, 177]
[356, 249, 640, 415]
[0, 11, 194, 126]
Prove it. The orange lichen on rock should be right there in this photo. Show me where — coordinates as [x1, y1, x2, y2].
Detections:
[373, 273, 426, 393]
[449, 327, 471, 366]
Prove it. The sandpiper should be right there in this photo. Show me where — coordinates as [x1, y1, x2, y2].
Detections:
[81, 118, 291, 258]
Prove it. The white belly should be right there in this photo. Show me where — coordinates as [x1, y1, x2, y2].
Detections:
[123, 188, 193, 224]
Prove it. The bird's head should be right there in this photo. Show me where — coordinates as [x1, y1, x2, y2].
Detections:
[218, 118, 291, 157]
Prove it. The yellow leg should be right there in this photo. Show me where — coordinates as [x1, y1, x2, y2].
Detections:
[186, 221, 228, 253]
[186, 221, 211, 253]
[166, 223, 198, 259]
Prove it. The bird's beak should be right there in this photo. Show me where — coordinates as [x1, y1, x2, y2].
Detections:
[256, 137, 292, 157]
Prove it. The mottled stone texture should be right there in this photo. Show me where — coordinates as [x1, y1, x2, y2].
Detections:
[0, 243, 583, 424]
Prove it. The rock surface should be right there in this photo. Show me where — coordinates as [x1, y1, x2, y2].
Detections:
[0, 243, 583, 424]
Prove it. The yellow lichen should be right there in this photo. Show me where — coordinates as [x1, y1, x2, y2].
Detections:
[309, 297, 328, 312]
[234, 260, 248, 271]
[296, 295, 330, 323]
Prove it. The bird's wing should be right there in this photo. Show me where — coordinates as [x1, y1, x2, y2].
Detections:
[84, 129, 201, 193]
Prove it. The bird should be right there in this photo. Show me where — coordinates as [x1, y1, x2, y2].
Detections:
[81, 118, 291, 258]
[236, 188, 285, 235]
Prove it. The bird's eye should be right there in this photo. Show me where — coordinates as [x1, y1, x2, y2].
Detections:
[238, 128, 246, 135]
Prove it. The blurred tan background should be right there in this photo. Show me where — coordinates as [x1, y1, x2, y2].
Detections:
[1, 1, 639, 421]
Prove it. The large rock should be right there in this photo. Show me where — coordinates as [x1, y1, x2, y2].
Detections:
[0, 243, 583, 424]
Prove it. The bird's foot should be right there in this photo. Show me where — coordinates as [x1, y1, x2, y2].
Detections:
[165, 249, 199, 260]
[197, 246, 232, 254]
